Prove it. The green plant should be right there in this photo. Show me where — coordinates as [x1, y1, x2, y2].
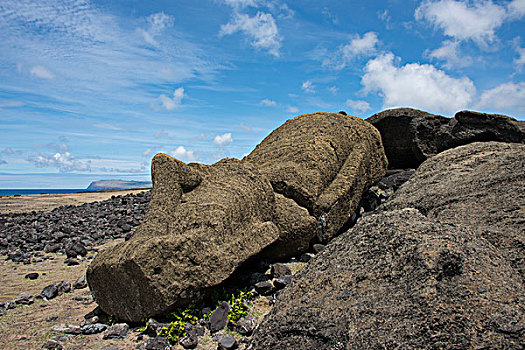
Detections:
[228, 290, 253, 326]
[160, 304, 200, 342]
[108, 314, 120, 325]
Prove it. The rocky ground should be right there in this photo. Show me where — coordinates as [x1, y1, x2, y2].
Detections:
[0, 170, 411, 349]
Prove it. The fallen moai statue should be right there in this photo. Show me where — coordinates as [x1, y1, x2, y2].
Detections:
[87, 112, 387, 322]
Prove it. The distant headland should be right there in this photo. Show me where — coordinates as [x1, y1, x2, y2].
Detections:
[86, 180, 152, 191]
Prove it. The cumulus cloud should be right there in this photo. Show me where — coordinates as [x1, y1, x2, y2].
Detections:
[345, 99, 372, 113]
[29, 152, 91, 172]
[477, 82, 525, 112]
[30, 65, 54, 79]
[427, 40, 473, 68]
[158, 87, 184, 110]
[219, 11, 282, 56]
[222, 0, 260, 9]
[287, 106, 299, 113]
[416, 0, 525, 47]
[301, 80, 315, 93]
[324, 32, 380, 69]
[33, 142, 69, 152]
[213, 133, 233, 146]
[170, 146, 197, 162]
[260, 98, 277, 106]
[362, 52, 476, 114]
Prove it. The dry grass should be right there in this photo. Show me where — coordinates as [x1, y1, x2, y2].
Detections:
[0, 189, 149, 215]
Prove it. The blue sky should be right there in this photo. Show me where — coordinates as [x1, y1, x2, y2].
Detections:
[1, 0, 524, 188]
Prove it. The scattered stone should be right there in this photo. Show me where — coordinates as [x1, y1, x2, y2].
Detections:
[144, 318, 170, 337]
[217, 334, 237, 350]
[254, 281, 274, 296]
[13, 292, 34, 305]
[179, 324, 198, 349]
[57, 280, 71, 294]
[299, 253, 312, 262]
[312, 244, 325, 253]
[51, 324, 80, 335]
[236, 316, 256, 335]
[73, 275, 87, 289]
[65, 241, 87, 258]
[25, 272, 39, 280]
[64, 258, 79, 266]
[41, 339, 63, 349]
[103, 323, 129, 339]
[143, 336, 171, 350]
[273, 275, 292, 290]
[209, 301, 231, 333]
[81, 323, 107, 335]
[39, 284, 58, 300]
[270, 263, 291, 278]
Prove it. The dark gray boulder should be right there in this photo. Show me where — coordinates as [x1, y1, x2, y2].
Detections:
[367, 108, 524, 168]
[251, 142, 525, 349]
[251, 209, 525, 349]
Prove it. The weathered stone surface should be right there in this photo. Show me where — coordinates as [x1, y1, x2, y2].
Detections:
[247, 112, 387, 242]
[251, 142, 525, 349]
[367, 108, 524, 168]
[251, 209, 525, 349]
[209, 301, 230, 333]
[383, 142, 525, 283]
[103, 323, 129, 339]
[87, 112, 387, 322]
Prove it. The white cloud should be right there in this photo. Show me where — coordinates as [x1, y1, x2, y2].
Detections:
[515, 45, 525, 69]
[325, 32, 380, 69]
[427, 40, 473, 68]
[158, 87, 184, 110]
[287, 106, 299, 113]
[33, 142, 69, 152]
[30, 65, 54, 79]
[302, 80, 315, 93]
[415, 0, 525, 47]
[260, 98, 277, 106]
[477, 82, 525, 112]
[147, 12, 174, 32]
[29, 152, 91, 172]
[0, 99, 24, 108]
[328, 86, 338, 94]
[219, 11, 282, 57]
[222, 0, 260, 9]
[2, 148, 14, 155]
[170, 146, 197, 162]
[213, 133, 233, 146]
[0, 159, 7, 165]
[345, 99, 372, 113]
[508, 0, 525, 18]
[362, 52, 476, 114]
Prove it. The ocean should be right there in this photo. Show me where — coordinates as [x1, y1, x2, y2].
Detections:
[0, 189, 90, 196]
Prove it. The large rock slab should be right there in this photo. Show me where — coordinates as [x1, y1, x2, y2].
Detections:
[367, 108, 524, 168]
[251, 142, 525, 349]
[251, 209, 525, 349]
[383, 141, 525, 283]
[87, 112, 387, 322]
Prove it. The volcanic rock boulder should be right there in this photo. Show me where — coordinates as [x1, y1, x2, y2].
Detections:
[367, 108, 524, 168]
[251, 209, 525, 349]
[246, 112, 387, 242]
[87, 112, 387, 322]
[383, 141, 525, 284]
